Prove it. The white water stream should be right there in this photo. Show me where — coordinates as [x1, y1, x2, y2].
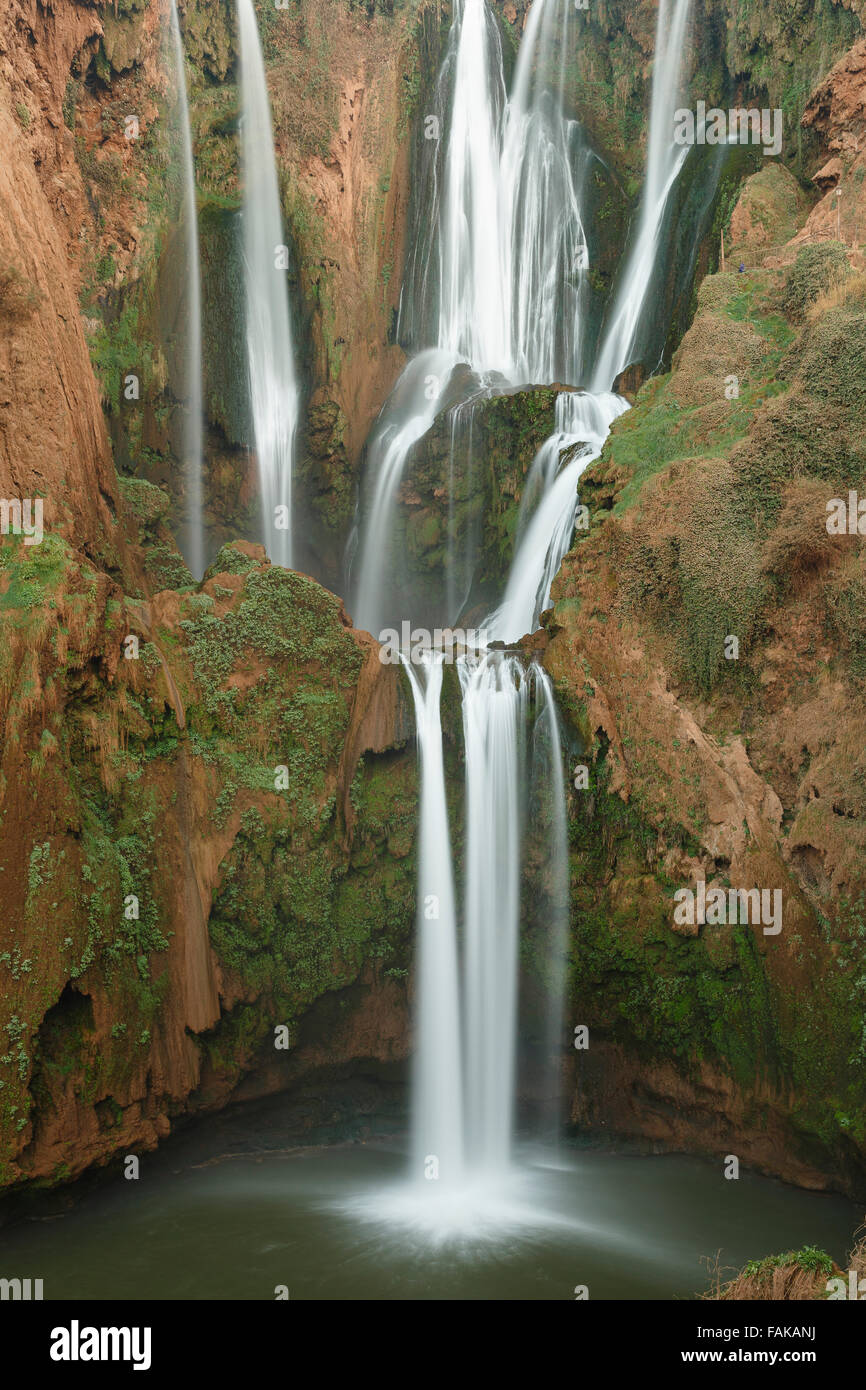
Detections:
[459, 654, 528, 1173]
[402, 652, 465, 1187]
[592, 0, 693, 389]
[500, 0, 591, 383]
[488, 390, 628, 641]
[352, 0, 694, 1213]
[237, 0, 300, 569]
[169, 0, 204, 580]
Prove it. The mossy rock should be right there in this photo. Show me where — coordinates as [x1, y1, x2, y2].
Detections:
[377, 384, 561, 622]
[118, 477, 172, 532]
[199, 203, 249, 447]
[203, 541, 264, 580]
[729, 163, 809, 256]
[144, 544, 195, 593]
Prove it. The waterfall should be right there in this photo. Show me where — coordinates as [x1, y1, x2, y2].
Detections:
[355, 0, 698, 1221]
[398, 0, 509, 364]
[352, 348, 462, 637]
[169, 0, 204, 580]
[402, 652, 465, 1187]
[352, 0, 510, 632]
[437, 0, 511, 374]
[459, 653, 527, 1172]
[492, 0, 694, 638]
[528, 667, 570, 1146]
[500, 0, 591, 385]
[402, 0, 592, 385]
[354, 0, 599, 632]
[488, 391, 628, 642]
[237, 0, 299, 569]
[592, 0, 693, 389]
[404, 649, 561, 1187]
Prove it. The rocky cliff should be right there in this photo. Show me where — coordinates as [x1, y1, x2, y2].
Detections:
[545, 158, 866, 1194]
[0, 0, 430, 1193]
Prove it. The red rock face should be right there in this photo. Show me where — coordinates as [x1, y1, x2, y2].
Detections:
[0, 0, 143, 557]
[0, 100, 118, 556]
[798, 38, 866, 255]
[566, 1045, 832, 1192]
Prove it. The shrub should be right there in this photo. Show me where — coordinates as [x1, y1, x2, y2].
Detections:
[782, 241, 849, 322]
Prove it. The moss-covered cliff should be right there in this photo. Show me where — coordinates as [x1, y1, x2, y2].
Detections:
[545, 164, 866, 1194]
[0, 520, 420, 1189]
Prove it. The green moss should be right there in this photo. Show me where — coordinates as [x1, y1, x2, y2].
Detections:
[209, 749, 417, 1004]
[86, 300, 152, 419]
[118, 477, 172, 529]
[199, 203, 249, 447]
[180, 565, 363, 737]
[203, 542, 261, 579]
[144, 544, 195, 593]
[567, 759, 776, 1086]
[0, 535, 69, 616]
[384, 385, 560, 615]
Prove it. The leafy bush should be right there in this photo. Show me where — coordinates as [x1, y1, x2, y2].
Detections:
[143, 545, 194, 593]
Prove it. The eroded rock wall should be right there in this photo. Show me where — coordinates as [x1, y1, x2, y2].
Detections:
[543, 160, 866, 1195]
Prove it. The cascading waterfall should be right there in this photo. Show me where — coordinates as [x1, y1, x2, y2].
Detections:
[352, 0, 509, 634]
[437, 0, 511, 374]
[459, 654, 527, 1173]
[488, 391, 628, 642]
[354, 0, 598, 634]
[352, 348, 462, 637]
[402, 653, 465, 1187]
[500, 0, 591, 384]
[592, 0, 693, 390]
[169, 0, 204, 580]
[494, 0, 695, 641]
[404, 0, 592, 384]
[365, 0, 589, 1199]
[397, 0, 508, 361]
[237, 0, 299, 569]
[357, 0, 695, 1217]
[528, 667, 570, 1147]
[403, 648, 565, 1190]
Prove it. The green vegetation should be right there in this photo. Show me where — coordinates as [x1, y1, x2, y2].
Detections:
[564, 753, 776, 1086]
[741, 1246, 834, 1279]
[781, 242, 850, 322]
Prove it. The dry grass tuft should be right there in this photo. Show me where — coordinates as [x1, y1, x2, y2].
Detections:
[761, 476, 853, 592]
[704, 1231, 866, 1301]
